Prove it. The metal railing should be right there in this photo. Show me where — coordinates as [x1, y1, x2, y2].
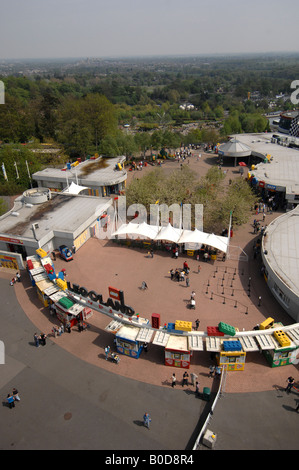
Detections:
[192, 365, 227, 450]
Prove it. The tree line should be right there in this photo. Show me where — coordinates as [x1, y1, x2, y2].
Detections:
[125, 165, 256, 233]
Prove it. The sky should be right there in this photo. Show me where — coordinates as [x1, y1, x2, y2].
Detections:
[0, 0, 299, 59]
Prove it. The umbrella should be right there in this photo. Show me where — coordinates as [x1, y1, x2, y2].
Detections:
[238, 162, 247, 167]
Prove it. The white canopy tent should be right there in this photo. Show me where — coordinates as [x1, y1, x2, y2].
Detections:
[112, 222, 229, 253]
[154, 223, 182, 243]
[112, 221, 160, 239]
[63, 181, 88, 195]
[204, 233, 229, 253]
[178, 228, 209, 245]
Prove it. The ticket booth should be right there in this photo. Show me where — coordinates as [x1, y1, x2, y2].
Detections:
[263, 343, 299, 368]
[165, 336, 191, 369]
[54, 297, 92, 327]
[35, 278, 54, 307]
[116, 325, 143, 358]
[217, 340, 246, 371]
[263, 330, 299, 367]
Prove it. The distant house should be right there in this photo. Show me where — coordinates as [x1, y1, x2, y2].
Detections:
[179, 103, 195, 111]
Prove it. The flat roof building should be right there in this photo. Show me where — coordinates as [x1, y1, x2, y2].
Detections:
[0, 188, 112, 259]
[231, 132, 299, 208]
[262, 205, 299, 323]
[32, 156, 127, 197]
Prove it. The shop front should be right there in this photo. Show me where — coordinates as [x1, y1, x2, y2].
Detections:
[165, 336, 191, 369]
[115, 325, 143, 358]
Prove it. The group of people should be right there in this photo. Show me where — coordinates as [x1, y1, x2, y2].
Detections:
[104, 345, 120, 363]
[34, 332, 47, 347]
[170, 261, 190, 286]
[6, 388, 20, 409]
[171, 370, 199, 389]
[10, 272, 21, 286]
[208, 365, 222, 378]
[52, 321, 71, 337]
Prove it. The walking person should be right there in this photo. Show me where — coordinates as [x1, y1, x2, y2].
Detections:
[182, 371, 189, 387]
[190, 372, 198, 387]
[186, 276, 190, 287]
[171, 373, 176, 387]
[195, 381, 200, 397]
[66, 321, 71, 333]
[143, 412, 151, 429]
[285, 376, 295, 393]
[12, 388, 20, 401]
[209, 365, 215, 378]
[40, 333, 47, 346]
[194, 319, 200, 331]
[105, 345, 110, 360]
[34, 333, 40, 347]
[6, 394, 15, 409]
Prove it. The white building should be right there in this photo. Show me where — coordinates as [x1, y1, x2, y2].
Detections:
[0, 188, 112, 259]
[32, 156, 127, 197]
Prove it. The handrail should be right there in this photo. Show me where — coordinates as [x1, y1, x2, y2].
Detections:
[192, 365, 227, 450]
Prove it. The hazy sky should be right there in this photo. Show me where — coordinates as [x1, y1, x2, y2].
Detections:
[0, 0, 299, 59]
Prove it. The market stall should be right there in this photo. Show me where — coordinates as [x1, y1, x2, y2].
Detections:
[115, 325, 144, 358]
[216, 340, 246, 371]
[53, 296, 92, 328]
[165, 335, 191, 369]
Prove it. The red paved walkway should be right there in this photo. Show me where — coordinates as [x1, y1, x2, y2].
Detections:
[4, 152, 299, 394]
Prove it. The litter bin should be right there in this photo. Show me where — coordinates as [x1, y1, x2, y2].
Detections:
[203, 387, 211, 401]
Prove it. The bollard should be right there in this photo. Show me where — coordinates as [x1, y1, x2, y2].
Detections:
[210, 292, 213, 300]
[258, 296, 262, 306]
[231, 289, 234, 296]
[234, 300, 237, 308]
[223, 296, 226, 304]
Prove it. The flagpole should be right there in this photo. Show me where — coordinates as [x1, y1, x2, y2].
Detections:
[1, 162, 8, 181]
[26, 161, 32, 188]
[14, 161, 19, 179]
[227, 210, 232, 258]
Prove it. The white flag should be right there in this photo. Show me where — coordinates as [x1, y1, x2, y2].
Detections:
[1, 162, 7, 180]
[14, 161, 19, 179]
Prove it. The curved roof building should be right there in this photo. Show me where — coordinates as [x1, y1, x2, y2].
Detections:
[262, 204, 299, 323]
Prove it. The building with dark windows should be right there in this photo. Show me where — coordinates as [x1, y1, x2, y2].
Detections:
[278, 111, 299, 137]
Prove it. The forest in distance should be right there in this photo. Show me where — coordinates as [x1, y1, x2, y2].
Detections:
[0, 53, 298, 188]
[0, 53, 298, 228]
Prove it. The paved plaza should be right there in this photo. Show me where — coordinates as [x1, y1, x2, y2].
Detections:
[0, 153, 298, 450]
